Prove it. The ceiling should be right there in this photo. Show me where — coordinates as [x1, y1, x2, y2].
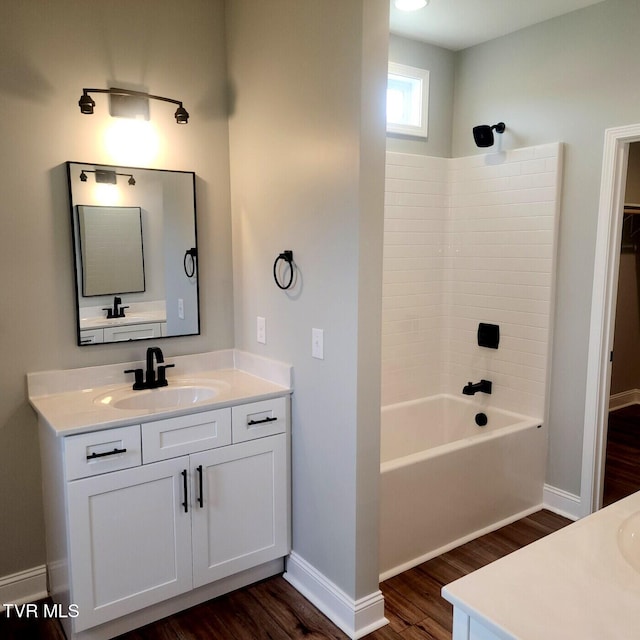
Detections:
[389, 0, 607, 51]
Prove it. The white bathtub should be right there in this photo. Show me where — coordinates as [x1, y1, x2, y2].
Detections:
[379, 394, 546, 580]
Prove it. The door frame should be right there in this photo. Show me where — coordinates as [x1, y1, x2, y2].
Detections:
[582, 123, 640, 517]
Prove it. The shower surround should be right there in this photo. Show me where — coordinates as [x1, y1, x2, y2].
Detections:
[379, 144, 562, 577]
[382, 143, 562, 420]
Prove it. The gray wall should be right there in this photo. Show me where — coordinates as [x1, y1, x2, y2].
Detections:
[226, 0, 388, 600]
[0, 0, 234, 577]
[451, 0, 640, 496]
[387, 35, 455, 158]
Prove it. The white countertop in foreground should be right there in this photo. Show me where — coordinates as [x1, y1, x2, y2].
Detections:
[442, 491, 640, 640]
[28, 349, 292, 436]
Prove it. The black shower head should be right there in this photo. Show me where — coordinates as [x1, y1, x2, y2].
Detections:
[473, 122, 506, 147]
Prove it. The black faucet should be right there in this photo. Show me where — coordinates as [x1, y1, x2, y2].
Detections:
[103, 296, 129, 319]
[125, 347, 175, 390]
[462, 379, 492, 395]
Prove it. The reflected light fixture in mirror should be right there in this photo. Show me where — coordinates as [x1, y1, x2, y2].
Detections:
[80, 169, 136, 185]
[79, 168, 136, 205]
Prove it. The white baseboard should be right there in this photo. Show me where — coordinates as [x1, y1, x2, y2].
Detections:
[283, 552, 387, 639]
[543, 484, 581, 521]
[0, 565, 48, 612]
[379, 504, 542, 582]
[609, 389, 640, 411]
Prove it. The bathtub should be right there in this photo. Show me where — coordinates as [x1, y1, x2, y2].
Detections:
[379, 394, 546, 580]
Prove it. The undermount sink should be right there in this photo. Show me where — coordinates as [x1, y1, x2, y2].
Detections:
[94, 380, 229, 412]
[618, 510, 640, 572]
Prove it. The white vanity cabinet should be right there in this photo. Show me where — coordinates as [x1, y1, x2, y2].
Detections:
[80, 322, 165, 345]
[42, 395, 290, 639]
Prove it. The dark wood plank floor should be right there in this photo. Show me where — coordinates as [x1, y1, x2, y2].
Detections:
[0, 510, 570, 640]
[603, 405, 640, 506]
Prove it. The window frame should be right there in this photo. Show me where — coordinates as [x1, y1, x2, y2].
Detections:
[386, 62, 429, 139]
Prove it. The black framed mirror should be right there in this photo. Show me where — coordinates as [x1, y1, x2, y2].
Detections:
[67, 162, 200, 345]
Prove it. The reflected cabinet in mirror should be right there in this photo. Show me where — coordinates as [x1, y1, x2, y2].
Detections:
[67, 162, 200, 345]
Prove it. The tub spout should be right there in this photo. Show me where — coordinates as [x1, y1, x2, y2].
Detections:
[462, 380, 492, 395]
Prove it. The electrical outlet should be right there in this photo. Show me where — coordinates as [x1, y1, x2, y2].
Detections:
[178, 298, 184, 320]
[257, 316, 266, 344]
[312, 328, 324, 359]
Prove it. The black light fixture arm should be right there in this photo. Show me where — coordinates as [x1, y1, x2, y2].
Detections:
[79, 87, 189, 123]
[81, 87, 183, 108]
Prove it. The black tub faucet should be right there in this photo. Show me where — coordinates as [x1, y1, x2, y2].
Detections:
[462, 379, 492, 395]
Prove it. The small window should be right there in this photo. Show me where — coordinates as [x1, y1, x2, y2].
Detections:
[386, 62, 429, 139]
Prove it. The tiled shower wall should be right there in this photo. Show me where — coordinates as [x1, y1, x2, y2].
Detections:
[382, 143, 562, 418]
[382, 153, 449, 404]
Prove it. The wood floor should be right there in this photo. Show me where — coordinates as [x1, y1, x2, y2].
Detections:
[603, 405, 640, 506]
[0, 510, 570, 640]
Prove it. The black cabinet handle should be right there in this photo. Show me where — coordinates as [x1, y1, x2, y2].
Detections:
[247, 416, 278, 426]
[197, 465, 203, 508]
[86, 447, 127, 460]
[181, 470, 188, 513]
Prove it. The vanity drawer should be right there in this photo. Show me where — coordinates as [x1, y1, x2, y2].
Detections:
[232, 397, 288, 443]
[104, 323, 162, 342]
[142, 408, 231, 463]
[65, 425, 141, 481]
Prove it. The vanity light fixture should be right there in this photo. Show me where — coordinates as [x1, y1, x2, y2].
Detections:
[394, 0, 429, 11]
[78, 87, 189, 124]
[79, 169, 136, 186]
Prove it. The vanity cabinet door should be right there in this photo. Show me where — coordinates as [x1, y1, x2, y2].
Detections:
[190, 433, 289, 588]
[67, 456, 192, 632]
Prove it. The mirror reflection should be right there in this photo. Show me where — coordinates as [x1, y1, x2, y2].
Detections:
[67, 162, 200, 345]
[77, 205, 145, 296]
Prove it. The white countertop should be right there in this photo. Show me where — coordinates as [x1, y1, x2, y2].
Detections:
[79, 312, 166, 330]
[28, 349, 292, 436]
[442, 491, 640, 640]
[79, 301, 167, 330]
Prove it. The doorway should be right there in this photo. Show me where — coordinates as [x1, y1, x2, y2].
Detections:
[584, 123, 640, 517]
[603, 142, 640, 506]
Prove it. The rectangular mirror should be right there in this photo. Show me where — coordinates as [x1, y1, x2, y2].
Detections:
[77, 205, 145, 296]
[67, 162, 200, 346]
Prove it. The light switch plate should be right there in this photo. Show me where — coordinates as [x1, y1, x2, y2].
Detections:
[257, 316, 266, 344]
[312, 328, 324, 359]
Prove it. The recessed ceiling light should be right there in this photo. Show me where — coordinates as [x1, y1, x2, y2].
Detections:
[394, 0, 429, 11]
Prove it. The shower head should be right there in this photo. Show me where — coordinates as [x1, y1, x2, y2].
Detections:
[472, 122, 506, 147]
